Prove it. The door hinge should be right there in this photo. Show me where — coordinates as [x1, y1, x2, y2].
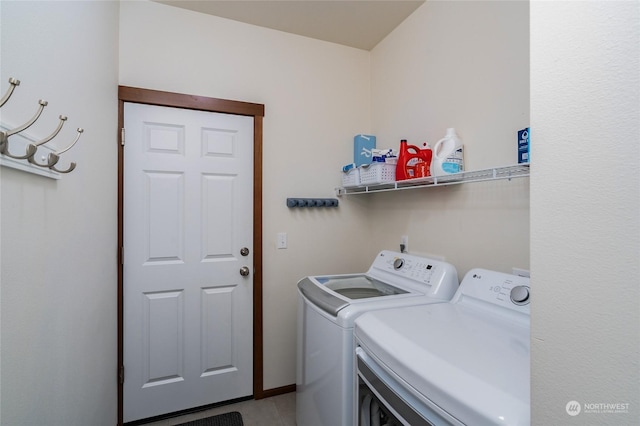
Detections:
[121, 246, 124, 265]
[119, 365, 125, 384]
[121, 128, 125, 146]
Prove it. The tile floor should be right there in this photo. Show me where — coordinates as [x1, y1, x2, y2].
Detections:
[140, 392, 296, 426]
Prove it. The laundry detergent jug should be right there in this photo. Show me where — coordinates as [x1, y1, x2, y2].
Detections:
[396, 139, 432, 180]
[431, 128, 464, 177]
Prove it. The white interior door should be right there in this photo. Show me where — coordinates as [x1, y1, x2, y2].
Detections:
[123, 103, 254, 422]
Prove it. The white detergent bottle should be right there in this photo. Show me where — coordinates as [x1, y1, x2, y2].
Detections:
[431, 128, 464, 177]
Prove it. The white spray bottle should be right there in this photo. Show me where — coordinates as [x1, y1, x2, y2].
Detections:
[431, 128, 464, 177]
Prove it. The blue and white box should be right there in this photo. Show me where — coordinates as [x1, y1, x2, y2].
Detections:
[354, 134, 376, 167]
[518, 128, 530, 164]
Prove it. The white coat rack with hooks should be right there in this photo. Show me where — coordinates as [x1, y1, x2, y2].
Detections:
[0, 77, 85, 179]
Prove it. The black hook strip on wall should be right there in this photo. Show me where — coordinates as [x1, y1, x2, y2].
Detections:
[286, 198, 339, 208]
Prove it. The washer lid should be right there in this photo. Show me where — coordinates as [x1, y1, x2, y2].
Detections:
[319, 275, 409, 299]
[298, 275, 409, 316]
[355, 303, 530, 426]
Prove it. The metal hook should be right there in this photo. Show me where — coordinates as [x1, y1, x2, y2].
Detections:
[4, 99, 48, 137]
[29, 152, 59, 168]
[0, 78, 20, 108]
[26, 116, 67, 168]
[48, 128, 83, 174]
[0, 100, 48, 160]
[0, 130, 38, 160]
[33, 115, 68, 147]
[53, 127, 83, 156]
[49, 159, 76, 174]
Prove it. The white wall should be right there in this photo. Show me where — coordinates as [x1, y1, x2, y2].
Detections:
[119, 0, 373, 390]
[367, 1, 530, 276]
[531, 1, 639, 424]
[0, 1, 119, 425]
[2, 2, 636, 424]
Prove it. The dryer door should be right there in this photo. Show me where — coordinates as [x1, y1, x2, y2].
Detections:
[356, 347, 462, 426]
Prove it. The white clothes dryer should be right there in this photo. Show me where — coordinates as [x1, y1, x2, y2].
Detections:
[355, 268, 531, 426]
[296, 250, 459, 426]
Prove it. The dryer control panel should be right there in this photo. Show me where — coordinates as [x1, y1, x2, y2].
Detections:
[454, 268, 530, 315]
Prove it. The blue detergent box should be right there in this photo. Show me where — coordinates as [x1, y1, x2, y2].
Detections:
[354, 134, 376, 167]
[518, 128, 530, 164]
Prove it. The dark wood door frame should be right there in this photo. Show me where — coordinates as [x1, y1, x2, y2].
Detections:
[117, 86, 265, 425]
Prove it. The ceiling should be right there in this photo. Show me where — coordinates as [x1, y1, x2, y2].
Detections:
[153, 0, 425, 51]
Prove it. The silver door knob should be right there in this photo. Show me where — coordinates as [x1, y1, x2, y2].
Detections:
[239, 266, 250, 277]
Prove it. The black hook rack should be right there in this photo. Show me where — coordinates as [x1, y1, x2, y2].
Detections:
[286, 198, 339, 208]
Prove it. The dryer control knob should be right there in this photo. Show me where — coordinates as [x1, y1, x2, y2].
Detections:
[510, 286, 530, 305]
[393, 258, 405, 270]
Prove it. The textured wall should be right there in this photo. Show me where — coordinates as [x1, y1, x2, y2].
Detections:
[1, 1, 119, 424]
[368, 1, 530, 276]
[531, 1, 640, 424]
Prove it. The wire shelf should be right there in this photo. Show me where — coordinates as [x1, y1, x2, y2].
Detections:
[335, 163, 530, 196]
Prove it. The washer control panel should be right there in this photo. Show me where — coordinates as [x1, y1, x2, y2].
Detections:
[393, 258, 405, 270]
[380, 253, 441, 284]
[456, 268, 530, 314]
[369, 251, 459, 300]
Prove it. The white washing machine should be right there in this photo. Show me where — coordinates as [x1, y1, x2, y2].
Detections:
[355, 268, 531, 426]
[296, 250, 459, 426]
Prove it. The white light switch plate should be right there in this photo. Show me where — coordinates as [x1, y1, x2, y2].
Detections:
[277, 232, 287, 249]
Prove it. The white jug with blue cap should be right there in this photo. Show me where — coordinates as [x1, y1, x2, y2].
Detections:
[431, 128, 464, 177]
